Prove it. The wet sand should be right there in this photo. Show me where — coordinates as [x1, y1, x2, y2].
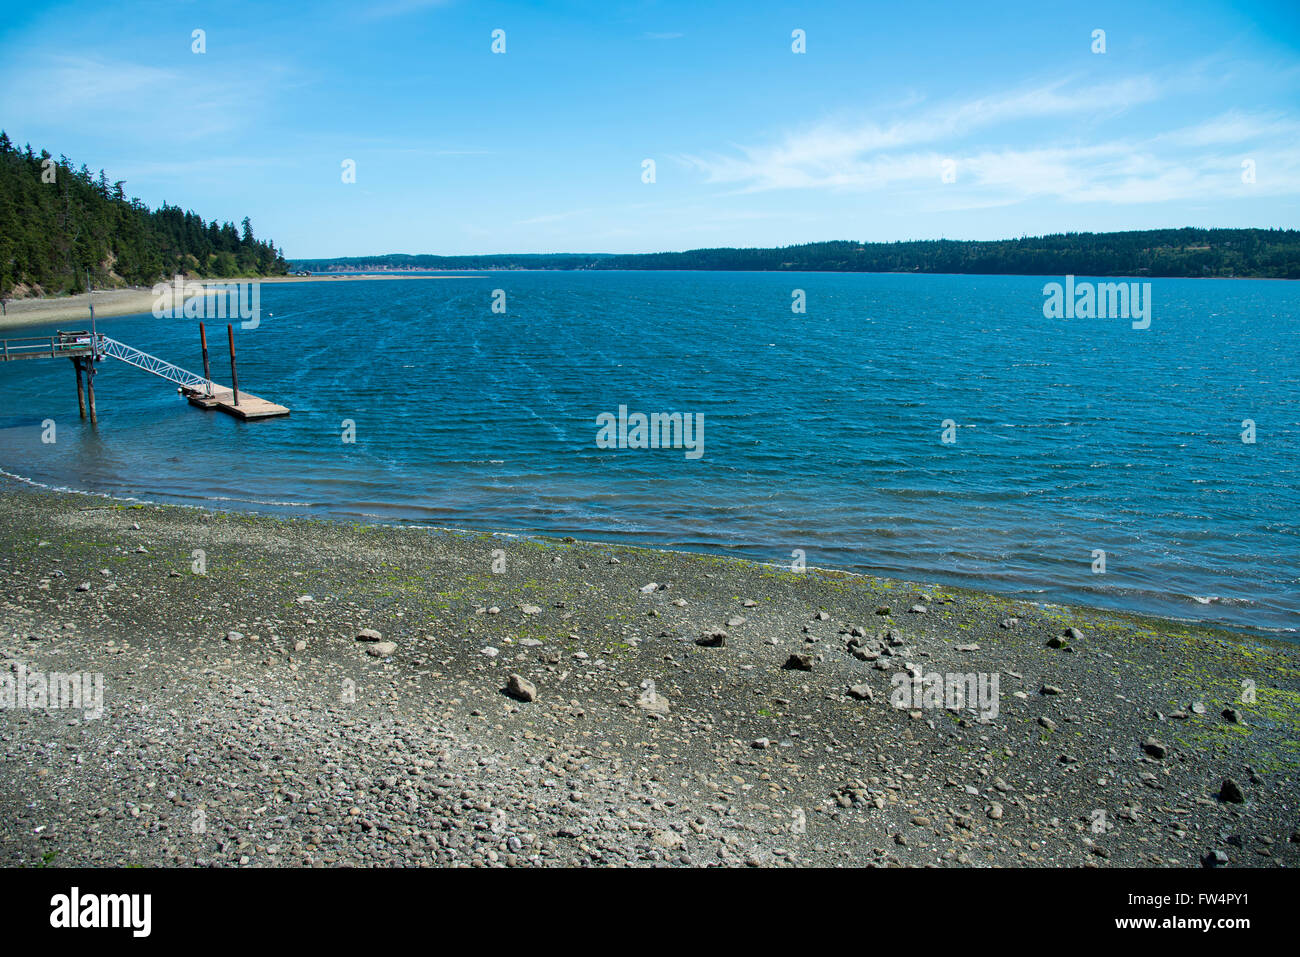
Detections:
[0, 275, 481, 332]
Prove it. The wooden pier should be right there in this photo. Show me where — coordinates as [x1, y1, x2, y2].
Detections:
[0, 323, 289, 423]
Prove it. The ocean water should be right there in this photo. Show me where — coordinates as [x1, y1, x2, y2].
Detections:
[1, 271, 1297, 637]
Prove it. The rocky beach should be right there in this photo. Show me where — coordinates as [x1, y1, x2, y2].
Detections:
[1, 478, 1296, 868]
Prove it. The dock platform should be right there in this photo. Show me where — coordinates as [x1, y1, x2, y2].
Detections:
[181, 384, 290, 420]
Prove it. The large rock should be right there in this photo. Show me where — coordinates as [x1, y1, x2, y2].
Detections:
[1218, 778, 1245, 803]
[637, 687, 670, 715]
[505, 674, 537, 702]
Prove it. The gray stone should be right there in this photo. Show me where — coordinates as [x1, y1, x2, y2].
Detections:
[1218, 778, 1245, 803]
[637, 688, 670, 715]
[783, 653, 814, 671]
[505, 674, 537, 702]
[696, 629, 727, 648]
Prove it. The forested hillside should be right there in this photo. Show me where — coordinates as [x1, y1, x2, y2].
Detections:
[296, 228, 1300, 279]
[0, 132, 289, 298]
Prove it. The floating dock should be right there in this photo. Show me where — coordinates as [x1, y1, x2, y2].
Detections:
[181, 383, 289, 420]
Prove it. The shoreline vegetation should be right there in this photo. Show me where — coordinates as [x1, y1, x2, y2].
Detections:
[2, 477, 1296, 867]
[0, 134, 289, 303]
[293, 228, 1300, 279]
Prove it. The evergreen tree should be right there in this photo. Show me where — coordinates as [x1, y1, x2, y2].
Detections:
[0, 132, 290, 296]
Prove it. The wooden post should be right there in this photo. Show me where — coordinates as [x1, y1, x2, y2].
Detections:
[227, 323, 240, 407]
[73, 357, 86, 420]
[86, 358, 97, 425]
[199, 322, 212, 395]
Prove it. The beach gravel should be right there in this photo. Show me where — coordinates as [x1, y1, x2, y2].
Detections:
[1, 479, 1297, 868]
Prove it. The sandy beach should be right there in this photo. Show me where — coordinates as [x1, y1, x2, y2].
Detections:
[1, 477, 1295, 867]
[0, 275, 480, 332]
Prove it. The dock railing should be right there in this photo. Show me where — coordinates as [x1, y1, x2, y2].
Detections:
[0, 331, 96, 361]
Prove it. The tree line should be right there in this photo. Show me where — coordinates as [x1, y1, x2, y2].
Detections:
[296, 228, 1300, 279]
[0, 131, 289, 299]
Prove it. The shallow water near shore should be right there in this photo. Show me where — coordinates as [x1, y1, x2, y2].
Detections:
[1, 271, 1297, 636]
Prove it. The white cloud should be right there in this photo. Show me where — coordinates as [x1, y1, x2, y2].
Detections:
[678, 76, 1300, 208]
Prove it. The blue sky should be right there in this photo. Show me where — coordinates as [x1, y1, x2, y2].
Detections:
[2, 0, 1298, 257]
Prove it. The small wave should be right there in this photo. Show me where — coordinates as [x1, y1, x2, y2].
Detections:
[205, 495, 317, 507]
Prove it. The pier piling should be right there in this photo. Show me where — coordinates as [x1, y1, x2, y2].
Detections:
[199, 322, 212, 396]
[85, 358, 97, 425]
[226, 324, 240, 407]
[73, 357, 86, 420]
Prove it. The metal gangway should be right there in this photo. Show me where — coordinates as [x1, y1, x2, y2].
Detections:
[96, 335, 213, 393]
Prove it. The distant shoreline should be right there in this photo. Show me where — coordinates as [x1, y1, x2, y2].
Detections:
[290, 227, 1300, 280]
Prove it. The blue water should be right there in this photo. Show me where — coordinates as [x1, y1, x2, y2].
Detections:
[2, 272, 1297, 636]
